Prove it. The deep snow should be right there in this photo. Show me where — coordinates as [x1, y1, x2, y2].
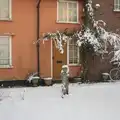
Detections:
[0, 82, 120, 120]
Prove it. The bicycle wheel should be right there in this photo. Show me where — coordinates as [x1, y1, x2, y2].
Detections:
[110, 68, 120, 81]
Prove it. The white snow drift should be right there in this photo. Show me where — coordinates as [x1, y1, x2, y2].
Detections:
[0, 83, 120, 120]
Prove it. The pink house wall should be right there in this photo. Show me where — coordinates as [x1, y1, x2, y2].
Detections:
[0, 0, 83, 80]
[69, 66, 82, 78]
[40, 0, 83, 79]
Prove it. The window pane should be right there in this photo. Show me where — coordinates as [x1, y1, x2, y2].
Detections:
[69, 40, 79, 64]
[0, 45, 9, 58]
[114, 0, 120, 10]
[58, 2, 67, 21]
[68, 2, 77, 22]
[58, 2, 64, 21]
[69, 59, 73, 64]
[72, 3, 77, 8]
[71, 15, 77, 22]
[74, 58, 78, 64]
[0, 59, 9, 65]
[68, 9, 72, 21]
[69, 45, 74, 50]
[0, 37, 9, 44]
[0, 36, 9, 65]
[69, 50, 74, 58]
[68, 9, 77, 22]
[0, 0, 9, 19]
[58, 1, 78, 22]
[74, 49, 78, 56]
[69, 39, 76, 44]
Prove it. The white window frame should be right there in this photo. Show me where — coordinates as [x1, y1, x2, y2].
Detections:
[114, 0, 120, 11]
[67, 40, 80, 66]
[57, 0, 79, 24]
[0, 36, 12, 68]
[0, 0, 12, 21]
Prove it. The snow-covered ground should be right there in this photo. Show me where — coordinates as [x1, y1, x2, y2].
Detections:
[0, 82, 120, 120]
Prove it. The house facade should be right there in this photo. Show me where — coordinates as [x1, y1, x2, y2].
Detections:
[87, 0, 120, 81]
[0, 0, 83, 80]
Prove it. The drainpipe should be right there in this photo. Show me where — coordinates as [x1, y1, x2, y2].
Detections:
[36, 0, 41, 77]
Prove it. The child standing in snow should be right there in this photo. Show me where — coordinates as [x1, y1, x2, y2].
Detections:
[61, 65, 69, 97]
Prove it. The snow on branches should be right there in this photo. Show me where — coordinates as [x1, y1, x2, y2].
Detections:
[42, 0, 120, 63]
[43, 31, 71, 54]
[76, 0, 120, 62]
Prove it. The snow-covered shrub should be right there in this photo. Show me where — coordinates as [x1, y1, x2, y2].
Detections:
[27, 72, 38, 83]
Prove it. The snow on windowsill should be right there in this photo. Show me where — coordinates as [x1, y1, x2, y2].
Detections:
[56, 20, 80, 24]
[113, 9, 120, 12]
[0, 18, 12, 22]
[68, 64, 81, 66]
[3, 32, 15, 36]
[0, 65, 13, 69]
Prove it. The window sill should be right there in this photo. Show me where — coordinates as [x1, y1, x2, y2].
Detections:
[113, 9, 120, 12]
[56, 20, 80, 24]
[0, 19, 12, 22]
[0, 65, 13, 69]
[68, 64, 81, 66]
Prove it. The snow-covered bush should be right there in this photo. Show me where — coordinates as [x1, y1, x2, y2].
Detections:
[27, 72, 38, 83]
